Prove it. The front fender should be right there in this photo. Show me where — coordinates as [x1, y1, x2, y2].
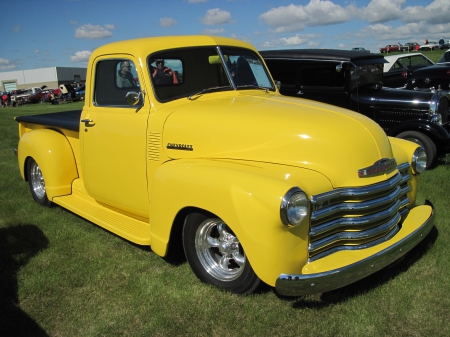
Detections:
[149, 159, 333, 286]
[18, 129, 78, 200]
[387, 119, 450, 144]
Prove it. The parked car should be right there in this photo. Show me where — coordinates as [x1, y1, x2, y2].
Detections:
[400, 42, 420, 52]
[260, 49, 450, 168]
[26, 88, 54, 103]
[10, 86, 45, 106]
[74, 84, 85, 101]
[351, 47, 369, 52]
[379, 44, 400, 53]
[405, 49, 450, 91]
[383, 53, 434, 88]
[419, 41, 439, 51]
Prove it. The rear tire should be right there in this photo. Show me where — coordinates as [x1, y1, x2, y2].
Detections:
[27, 158, 52, 207]
[183, 212, 261, 294]
[397, 131, 436, 169]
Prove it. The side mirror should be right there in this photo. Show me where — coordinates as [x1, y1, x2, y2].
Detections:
[275, 80, 281, 90]
[125, 91, 143, 106]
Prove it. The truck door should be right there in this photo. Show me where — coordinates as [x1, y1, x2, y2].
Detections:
[81, 57, 150, 218]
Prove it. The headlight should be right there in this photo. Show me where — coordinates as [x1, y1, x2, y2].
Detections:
[412, 147, 426, 174]
[280, 187, 309, 228]
[431, 113, 442, 125]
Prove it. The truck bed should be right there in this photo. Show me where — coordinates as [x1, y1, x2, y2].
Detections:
[15, 110, 82, 132]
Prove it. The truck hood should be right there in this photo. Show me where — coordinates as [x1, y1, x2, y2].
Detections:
[162, 93, 395, 188]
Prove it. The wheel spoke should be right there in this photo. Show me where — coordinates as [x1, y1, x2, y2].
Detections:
[219, 255, 231, 270]
[232, 251, 245, 266]
[207, 236, 220, 247]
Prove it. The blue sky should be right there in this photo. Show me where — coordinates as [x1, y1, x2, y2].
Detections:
[1, 0, 449, 71]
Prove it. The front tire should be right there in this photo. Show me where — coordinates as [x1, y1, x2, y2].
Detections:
[27, 158, 52, 207]
[397, 131, 436, 169]
[183, 212, 261, 294]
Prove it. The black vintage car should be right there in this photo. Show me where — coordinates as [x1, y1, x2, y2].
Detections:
[260, 49, 450, 168]
[405, 49, 450, 91]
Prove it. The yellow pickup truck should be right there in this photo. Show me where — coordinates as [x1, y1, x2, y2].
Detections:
[14, 36, 434, 296]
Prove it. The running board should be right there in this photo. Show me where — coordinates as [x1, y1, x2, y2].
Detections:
[53, 191, 151, 245]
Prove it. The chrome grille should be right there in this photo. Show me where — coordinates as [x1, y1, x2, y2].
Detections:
[308, 162, 411, 262]
[438, 95, 448, 124]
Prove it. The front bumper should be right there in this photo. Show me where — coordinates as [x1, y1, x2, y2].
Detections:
[275, 200, 435, 296]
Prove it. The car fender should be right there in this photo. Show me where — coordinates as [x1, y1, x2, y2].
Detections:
[18, 129, 78, 200]
[148, 159, 333, 286]
[387, 119, 450, 145]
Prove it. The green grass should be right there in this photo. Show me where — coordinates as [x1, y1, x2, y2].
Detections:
[1, 102, 449, 336]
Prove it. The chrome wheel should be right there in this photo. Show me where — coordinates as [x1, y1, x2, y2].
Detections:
[27, 158, 52, 207]
[195, 219, 245, 282]
[183, 213, 261, 294]
[30, 160, 46, 199]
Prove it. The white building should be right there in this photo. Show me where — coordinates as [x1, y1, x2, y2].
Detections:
[0, 67, 86, 92]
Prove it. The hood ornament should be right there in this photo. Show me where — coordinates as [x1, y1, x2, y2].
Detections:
[358, 158, 396, 178]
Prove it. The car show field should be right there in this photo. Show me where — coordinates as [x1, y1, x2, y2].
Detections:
[1, 102, 449, 336]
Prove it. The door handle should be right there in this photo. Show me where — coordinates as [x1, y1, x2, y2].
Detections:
[80, 119, 95, 127]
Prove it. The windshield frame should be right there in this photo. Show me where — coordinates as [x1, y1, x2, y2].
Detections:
[148, 46, 275, 102]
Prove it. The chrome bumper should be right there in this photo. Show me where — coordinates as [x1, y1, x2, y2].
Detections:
[275, 200, 435, 296]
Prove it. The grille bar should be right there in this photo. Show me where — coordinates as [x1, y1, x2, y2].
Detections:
[308, 163, 411, 262]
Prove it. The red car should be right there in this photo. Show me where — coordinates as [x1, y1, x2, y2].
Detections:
[379, 44, 400, 53]
[26, 88, 54, 103]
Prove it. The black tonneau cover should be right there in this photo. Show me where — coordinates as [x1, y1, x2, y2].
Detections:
[15, 110, 82, 132]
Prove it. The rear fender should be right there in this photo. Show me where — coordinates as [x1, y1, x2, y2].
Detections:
[18, 129, 78, 199]
[149, 159, 333, 286]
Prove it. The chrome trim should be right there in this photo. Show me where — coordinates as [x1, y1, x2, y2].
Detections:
[217, 46, 237, 90]
[311, 173, 403, 210]
[275, 200, 435, 296]
[308, 165, 411, 262]
[309, 212, 401, 254]
[309, 200, 403, 237]
[311, 185, 403, 222]
[280, 187, 308, 228]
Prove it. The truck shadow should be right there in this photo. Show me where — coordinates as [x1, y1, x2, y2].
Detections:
[280, 226, 438, 308]
[0, 225, 49, 336]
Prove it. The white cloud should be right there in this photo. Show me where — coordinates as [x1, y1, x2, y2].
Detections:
[160, 17, 178, 28]
[75, 24, 113, 39]
[202, 28, 225, 34]
[70, 50, 92, 62]
[0, 58, 16, 70]
[260, 0, 350, 33]
[188, 0, 208, 3]
[280, 35, 309, 46]
[200, 8, 232, 25]
[351, 0, 405, 24]
[403, 0, 450, 25]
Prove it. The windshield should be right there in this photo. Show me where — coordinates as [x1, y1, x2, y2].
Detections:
[148, 46, 275, 102]
[350, 64, 383, 90]
[437, 52, 450, 64]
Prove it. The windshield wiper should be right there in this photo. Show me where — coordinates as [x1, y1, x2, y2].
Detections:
[236, 84, 271, 92]
[187, 86, 231, 100]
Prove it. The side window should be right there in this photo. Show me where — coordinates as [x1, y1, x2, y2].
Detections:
[116, 60, 139, 88]
[301, 63, 345, 88]
[94, 59, 141, 107]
